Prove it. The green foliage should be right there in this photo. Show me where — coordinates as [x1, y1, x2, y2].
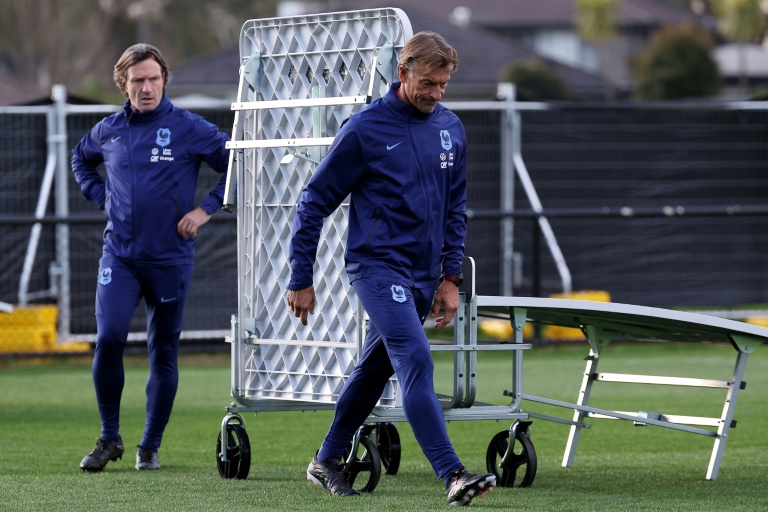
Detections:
[714, 0, 768, 42]
[499, 60, 570, 101]
[79, 75, 125, 105]
[0, 0, 281, 103]
[576, 0, 621, 43]
[632, 25, 721, 100]
[1, 345, 767, 510]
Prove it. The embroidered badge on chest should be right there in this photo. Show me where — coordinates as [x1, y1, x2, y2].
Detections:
[156, 128, 171, 147]
[440, 130, 452, 151]
[391, 284, 407, 303]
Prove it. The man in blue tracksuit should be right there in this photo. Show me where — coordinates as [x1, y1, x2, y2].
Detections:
[286, 32, 496, 506]
[72, 44, 230, 472]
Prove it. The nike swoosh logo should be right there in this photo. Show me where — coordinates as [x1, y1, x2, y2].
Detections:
[386, 142, 402, 150]
[160, 297, 177, 303]
[111, 136, 121, 143]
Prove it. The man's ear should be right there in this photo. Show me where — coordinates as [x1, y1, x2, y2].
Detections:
[397, 64, 408, 83]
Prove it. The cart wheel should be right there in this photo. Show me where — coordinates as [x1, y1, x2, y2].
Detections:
[216, 423, 251, 479]
[486, 425, 537, 487]
[363, 423, 401, 475]
[342, 435, 381, 493]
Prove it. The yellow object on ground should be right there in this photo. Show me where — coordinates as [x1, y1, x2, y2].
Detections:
[0, 305, 90, 354]
[478, 291, 611, 342]
[544, 290, 612, 341]
[478, 318, 533, 341]
[745, 316, 768, 328]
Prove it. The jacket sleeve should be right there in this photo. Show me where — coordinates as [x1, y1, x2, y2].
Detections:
[287, 121, 366, 290]
[71, 125, 107, 210]
[193, 117, 231, 215]
[441, 122, 468, 277]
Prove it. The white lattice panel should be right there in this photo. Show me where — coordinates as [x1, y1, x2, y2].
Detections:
[233, 9, 412, 405]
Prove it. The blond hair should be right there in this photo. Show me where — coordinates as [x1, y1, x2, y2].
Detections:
[398, 31, 459, 75]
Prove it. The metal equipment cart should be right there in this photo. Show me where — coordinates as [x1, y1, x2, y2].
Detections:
[216, 8, 768, 489]
[215, 8, 537, 490]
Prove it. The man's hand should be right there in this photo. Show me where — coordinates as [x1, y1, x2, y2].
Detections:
[286, 286, 316, 326]
[177, 207, 211, 240]
[431, 280, 459, 330]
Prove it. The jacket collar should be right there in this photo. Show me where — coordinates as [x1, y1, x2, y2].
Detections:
[384, 82, 436, 121]
[123, 94, 172, 124]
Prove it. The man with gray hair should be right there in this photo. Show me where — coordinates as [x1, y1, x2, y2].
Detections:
[286, 31, 496, 506]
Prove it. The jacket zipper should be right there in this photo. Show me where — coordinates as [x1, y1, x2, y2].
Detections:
[126, 119, 137, 262]
[407, 118, 431, 251]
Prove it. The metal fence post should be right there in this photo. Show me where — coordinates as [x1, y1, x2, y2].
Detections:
[498, 83, 516, 296]
[52, 85, 71, 339]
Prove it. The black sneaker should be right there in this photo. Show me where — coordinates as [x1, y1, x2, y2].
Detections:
[80, 437, 125, 472]
[446, 468, 496, 507]
[306, 456, 360, 496]
[135, 447, 161, 470]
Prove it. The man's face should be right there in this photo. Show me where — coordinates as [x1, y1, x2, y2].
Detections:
[123, 58, 164, 113]
[398, 60, 451, 114]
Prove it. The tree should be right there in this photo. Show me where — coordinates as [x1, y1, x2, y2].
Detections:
[0, 0, 124, 101]
[499, 60, 570, 101]
[575, 0, 621, 101]
[713, 0, 768, 92]
[0, 0, 279, 103]
[632, 24, 721, 100]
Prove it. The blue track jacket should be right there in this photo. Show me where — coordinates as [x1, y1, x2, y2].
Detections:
[288, 82, 467, 290]
[72, 95, 230, 266]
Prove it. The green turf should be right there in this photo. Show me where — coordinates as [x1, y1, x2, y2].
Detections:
[1, 342, 766, 511]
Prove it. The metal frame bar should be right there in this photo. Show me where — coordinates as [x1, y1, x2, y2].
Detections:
[472, 295, 766, 480]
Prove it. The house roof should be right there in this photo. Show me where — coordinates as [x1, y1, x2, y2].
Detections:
[0, 71, 45, 106]
[378, 2, 605, 98]
[168, 2, 607, 101]
[418, 0, 690, 28]
[169, 44, 240, 88]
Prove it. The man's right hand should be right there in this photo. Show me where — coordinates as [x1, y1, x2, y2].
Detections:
[286, 286, 316, 326]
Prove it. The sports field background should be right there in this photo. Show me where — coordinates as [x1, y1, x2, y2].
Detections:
[1, 342, 766, 511]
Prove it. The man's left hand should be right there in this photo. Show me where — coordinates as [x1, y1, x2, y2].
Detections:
[178, 207, 211, 240]
[431, 280, 459, 330]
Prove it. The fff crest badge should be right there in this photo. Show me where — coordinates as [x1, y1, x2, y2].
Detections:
[440, 130, 452, 151]
[391, 284, 407, 303]
[99, 267, 112, 285]
[156, 128, 171, 147]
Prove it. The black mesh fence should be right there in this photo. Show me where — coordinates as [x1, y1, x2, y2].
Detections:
[1, 101, 767, 354]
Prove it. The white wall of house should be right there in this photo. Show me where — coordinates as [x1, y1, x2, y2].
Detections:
[525, 29, 600, 74]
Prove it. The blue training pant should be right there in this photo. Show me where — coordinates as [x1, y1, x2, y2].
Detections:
[93, 251, 192, 451]
[316, 274, 462, 480]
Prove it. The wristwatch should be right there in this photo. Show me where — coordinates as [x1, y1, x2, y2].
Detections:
[442, 273, 464, 287]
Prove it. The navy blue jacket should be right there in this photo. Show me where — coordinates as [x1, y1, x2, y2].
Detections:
[288, 82, 467, 290]
[72, 95, 230, 266]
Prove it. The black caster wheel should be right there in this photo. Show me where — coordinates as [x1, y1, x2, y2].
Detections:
[363, 423, 401, 475]
[486, 422, 537, 487]
[342, 435, 382, 493]
[217, 423, 251, 479]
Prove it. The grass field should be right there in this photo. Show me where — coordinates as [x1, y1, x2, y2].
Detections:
[1, 342, 767, 511]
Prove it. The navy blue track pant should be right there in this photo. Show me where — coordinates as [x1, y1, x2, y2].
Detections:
[93, 251, 192, 451]
[316, 275, 462, 480]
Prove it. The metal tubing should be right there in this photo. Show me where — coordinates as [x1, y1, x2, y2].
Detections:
[707, 350, 749, 480]
[52, 85, 71, 338]
[18, 109, 58, 305]
[219, 413, 246, 463]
